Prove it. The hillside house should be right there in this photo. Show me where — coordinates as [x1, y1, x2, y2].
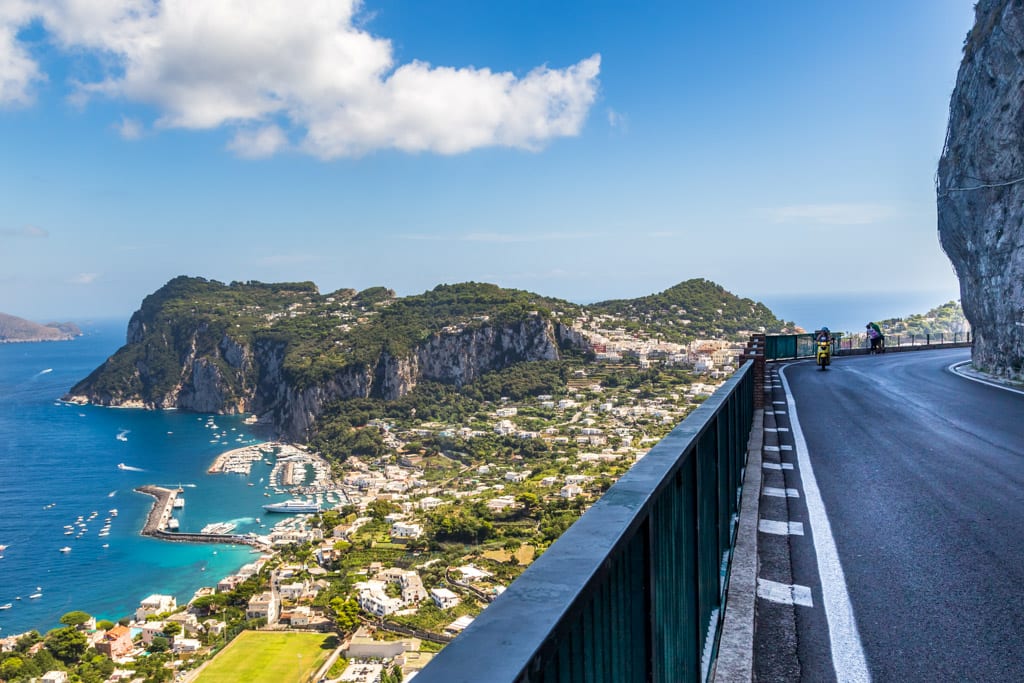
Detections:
[430, 588, 461, 610]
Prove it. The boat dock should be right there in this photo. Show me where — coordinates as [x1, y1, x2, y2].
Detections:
[135, 485, 178, 533]
[134, 485, 266, 548]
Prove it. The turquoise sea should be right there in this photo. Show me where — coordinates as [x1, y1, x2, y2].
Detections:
[0, 321, 294, 635]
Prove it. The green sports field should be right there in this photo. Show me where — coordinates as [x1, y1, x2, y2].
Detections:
[196, 631, 336, 683]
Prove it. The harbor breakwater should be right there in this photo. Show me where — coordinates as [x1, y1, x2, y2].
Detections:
[134, 485, 264, 548]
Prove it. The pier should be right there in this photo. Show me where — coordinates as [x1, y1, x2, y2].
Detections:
[133, 485, 266, 549]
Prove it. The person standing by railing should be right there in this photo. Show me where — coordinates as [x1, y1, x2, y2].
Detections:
[866, 322, 885, 353]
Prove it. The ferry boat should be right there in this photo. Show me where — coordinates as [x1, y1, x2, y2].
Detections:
[262, 500, 321, 514]
[201, 522, 237, 535]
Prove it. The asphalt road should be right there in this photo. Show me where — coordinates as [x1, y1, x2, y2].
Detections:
[782, 349, 1024, 681]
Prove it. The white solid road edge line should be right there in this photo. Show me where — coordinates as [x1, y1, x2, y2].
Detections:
[779, 364, 871, 683]
[948, 360, 1024, 396]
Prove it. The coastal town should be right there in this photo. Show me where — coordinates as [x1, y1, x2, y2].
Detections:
[0, 315, 748, 683]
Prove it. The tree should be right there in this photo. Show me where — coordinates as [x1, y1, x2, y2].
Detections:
[60, 610, 92, 627]
[192, 593, 229, 615]
[46, 626, 88, 664]
[96, 620, 116, 631]
[381, 663, 404, 683]
[0, 656, 24, 681]
[148, 636, 170, 653]
[162, 622, 182, 637]
[331, 598, 361, 634]
[367, 499, 399, 520]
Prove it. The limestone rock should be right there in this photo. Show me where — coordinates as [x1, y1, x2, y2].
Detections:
[937, 0, 1024, 378]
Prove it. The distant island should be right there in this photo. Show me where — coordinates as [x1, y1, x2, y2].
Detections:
[0, 312, 81, 343]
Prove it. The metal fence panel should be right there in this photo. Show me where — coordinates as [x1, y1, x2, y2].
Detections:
[414, 362, 755, 683]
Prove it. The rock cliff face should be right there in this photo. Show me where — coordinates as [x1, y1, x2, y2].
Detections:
[68, 311, 574, 441]
[937, 0, 1024, 378]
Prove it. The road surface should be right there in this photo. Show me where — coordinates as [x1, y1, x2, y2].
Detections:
[755, 349, 1024, 681]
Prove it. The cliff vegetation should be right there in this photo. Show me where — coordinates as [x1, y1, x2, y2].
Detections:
[66, 275, 785, 445]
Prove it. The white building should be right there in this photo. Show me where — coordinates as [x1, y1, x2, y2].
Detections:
[418, 496, 443, 510]
[246, 592, 279, 624]
[486, 495, 517, 512]
[430, 588, 461, 610]
[279, 581, 309, 601]
[135, 594, 176, 622]
[173, 638, 202, 653]
[356, 582, 404, 617]
[560, 484, 583, 498]
[391, 521, 424, 539]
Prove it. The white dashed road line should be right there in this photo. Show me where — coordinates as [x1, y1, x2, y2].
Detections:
[759, 519, 804, 536]
[757, 578, 814, 607]
[764, 487, 800, 498]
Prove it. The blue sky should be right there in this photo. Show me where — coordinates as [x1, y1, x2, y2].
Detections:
[1, 1, 975, 322]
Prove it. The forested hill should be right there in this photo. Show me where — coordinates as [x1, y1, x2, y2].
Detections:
[65, 275, 787, 441]
[589, 278, 791, 342]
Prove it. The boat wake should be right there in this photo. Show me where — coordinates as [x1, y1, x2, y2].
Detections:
[108, 490, 117, 497]
[38, 368, 53, 375]
[116, 429, 130, 442]
[117, 463, 145, 472]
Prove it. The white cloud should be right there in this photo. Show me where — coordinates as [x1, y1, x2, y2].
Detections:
[607, 108, 627, 130]
[8, 0, 601, 158]
[761, 203, 898, 225]
[228, 125, 288, 159]
[0, 2, 44, 106]
[116, 116, 144, 140]
[70, 272, 99, 284]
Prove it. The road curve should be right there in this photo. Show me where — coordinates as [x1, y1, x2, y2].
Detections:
[785, 349, 1024, 681]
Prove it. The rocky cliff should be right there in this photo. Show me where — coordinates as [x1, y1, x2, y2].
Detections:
[64, 278, 581, 440]
[248, 317, 567, 440]
[66, 275, 787, 442]
[937, 0, 1024, 379]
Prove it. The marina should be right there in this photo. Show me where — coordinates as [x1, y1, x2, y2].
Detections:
[0, 328, 273, 635]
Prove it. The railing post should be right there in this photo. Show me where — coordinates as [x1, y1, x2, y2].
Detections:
[740, 335, 765, 409]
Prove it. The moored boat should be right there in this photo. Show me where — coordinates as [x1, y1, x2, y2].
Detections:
[262, 499, 321, 514]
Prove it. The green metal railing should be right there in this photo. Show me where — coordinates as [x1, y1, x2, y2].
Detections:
[415, 361, 755, 683]
[766, 332, 972, 359]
